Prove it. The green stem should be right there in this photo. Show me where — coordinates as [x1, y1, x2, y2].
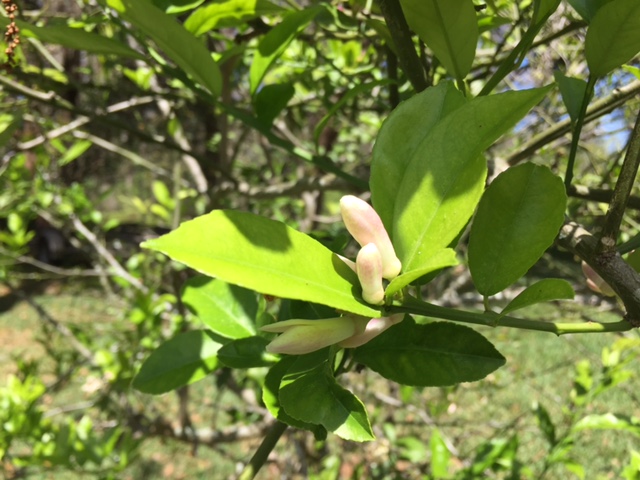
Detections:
[596, 107, 640, 255]
[237, 421, 288, 480]
[389, 296, 631, 335]
[564, 76, 596, 189]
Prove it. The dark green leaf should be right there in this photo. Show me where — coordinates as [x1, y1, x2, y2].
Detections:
[182, 276, 258, 339]
[566, 0, 614, 22]
[371, 81, 466, 232]
[533, 402, 557, 446]
[468, 163, 566, 296]
[554, 71, 589, 124]
[104, 0, 222, 97]
[217, 336, 275, 368]
[279, 355, 374, 441]
[185, 0, 284, 36]
[132, 330, 221, 394]
[399, 0, 478, 79]
[255, 83, 295, 127]
[585, 0, 640, 77]
[501, 279, 574, 316]
[354, 320, 505, 386]
[143, 210, 380, 317]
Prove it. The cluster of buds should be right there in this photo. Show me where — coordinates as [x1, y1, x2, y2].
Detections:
[2, 0, 20, 70]
[261, 196, 404, 355]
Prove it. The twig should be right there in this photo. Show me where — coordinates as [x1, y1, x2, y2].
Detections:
[376, 0, 427, 92]
[568, 184, 640, 211]
[237, 420, 288, 480]
[596, 108, 640, 254]
[0, 246, 103, 277]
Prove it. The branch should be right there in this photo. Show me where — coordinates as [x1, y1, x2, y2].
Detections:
[237, 421, 288, 480]
[597, 107, 640, 254]
[376, 0, 427, 92]
[568, 185, 640, 210]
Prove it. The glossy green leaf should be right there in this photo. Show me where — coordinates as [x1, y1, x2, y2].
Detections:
[279, 355, 375, 441]
[0, 18, 145, 60]
[263, 357, 327, 437]
[143, 210, 380, 317]
[399, 0, 478, 79]
[385, 248, 458, 297]
[255, 83, 295, 127]
[217, 336, 275, 368]
[371, 82, 466, 232]
[104, 0, 222, 97]
[354, 320, 505, 386]
[468, 163, 566, 296]
[250, 6, 324, 95]
[585, 0, 640, 77]
[182, 276, 258, 339]
[554, 71, 589, 124]
[566, 0, 614, 22]
[132, 330, 221, 394]
[185, 0, 284, 36]
[393, 86, 552, 273]
[501, 279, 574, 316]
[574, 413, 640, 436]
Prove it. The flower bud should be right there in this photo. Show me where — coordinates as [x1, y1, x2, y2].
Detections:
[261, 317, 356, 355]
[581, 261, 616, 297]
[356, 243, 385, 305]
[338, 314, 404, 348]
[340, 195, 402, 279]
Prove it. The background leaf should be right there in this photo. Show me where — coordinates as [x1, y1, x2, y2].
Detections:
[501, 279, 575, 316]
[132, 330, 221, 394]
[468, 163, 567, 296]
[354, 320, 505, 386]
[255, 83, 296, 127]
[185, 0, 284, 36]
[554, 72, 589, 125]
[182, 276, 258, 339]
[279, 355, 375, 441]
[399, 0, 478, 79]
[217, 336, 274, 368]
[393, 87, 552, 272]
[371, 82, 466, 232]
[585, 0, 640, 77]
[104, 0, 222, 97]
[566, 0, 615, 22]
[143, 210, 380, 317]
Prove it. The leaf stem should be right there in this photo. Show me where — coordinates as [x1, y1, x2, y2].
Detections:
[389, 296, 632, 335]
[237, 420, 288, 480]
[596, 107, 640, 255]
[564, 76, 596, 189]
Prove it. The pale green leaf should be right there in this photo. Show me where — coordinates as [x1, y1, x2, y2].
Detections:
[501, 279, 574, 316]
[385, 248, 458, 297]
[185, 0, 284, 36]
[554, 71, 589, 125]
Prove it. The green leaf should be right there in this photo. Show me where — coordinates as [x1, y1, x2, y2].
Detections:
[185, 0, 284, 36]
[104, 0, 222, 97]
[585, 0, 640, 78]
[393, 86, 552, 273]
[263, 357, 327, 437]
[500, 279, 574, 316]
[58, 140, 93, 167]
[217, 336, 275, 368]
[477, 14, 511, 33]
[354, 320, 505, 386]
[0, 115, 21, 149]
[182, 276, 258, 339]
[533, 402, 557, 446]
[566, 0, 614, 22]
[143, 210, 380, 317]
[399, 0, 478, 79]
[0, 18, 145, 60]
[385, 248, 458, 297]
[279, 355, 375, 441]
[430, 429, 451, 478]
[152, 0, 204, 14]
[132, 330, 221, 394]
[255, 83, 295, 127]
[554, 72, 589, 125]
[573, 413, 640, 436]
[468, 163, 567, 296]
[250, 6, 325, 95]
[371, 81, 466, 232]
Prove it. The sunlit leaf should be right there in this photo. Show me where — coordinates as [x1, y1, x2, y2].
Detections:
[501, 279, 574, 316]
[385, 248, 458, 297]
[185, 0, 284, 36]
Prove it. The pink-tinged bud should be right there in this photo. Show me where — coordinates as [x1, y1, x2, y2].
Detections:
[338, 314, 404, 348]
[261, 317, 357, 355]
[340, 195, 402, 279]
[581, 261, 616, 297]
[356, 243, 385, 305]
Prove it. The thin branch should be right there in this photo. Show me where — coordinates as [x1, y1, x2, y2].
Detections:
[0, 246, 103, 277]
[596, 108, 640, 254]
[237, 421, 288, 480]
[568, 184, 640, 210]
[376, 0, 427, 92]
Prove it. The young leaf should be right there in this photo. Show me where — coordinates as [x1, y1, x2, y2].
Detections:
[132, 330, 221, 394]
[385, 248, 458, 297]
[554, 71, 589, 125]
[217, 336, 275, 368]
[371, 81, 466, 232]
[500, 279, 574, 316]
[182, 276, 258, 339]
[354, 320, 506, 386]
[430, 429, 451, 478]
[468, 163, 566, 296]
[185, 0, 284, 36]
[393, 86, 552, 273]
[279, 355, 375, 441]
[585, 0, 640, 78]
[143, 210, 380, 317]
[250, 6, 325, 95]
[399, 0, 478, 80]
[103, 0, 222, 98]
